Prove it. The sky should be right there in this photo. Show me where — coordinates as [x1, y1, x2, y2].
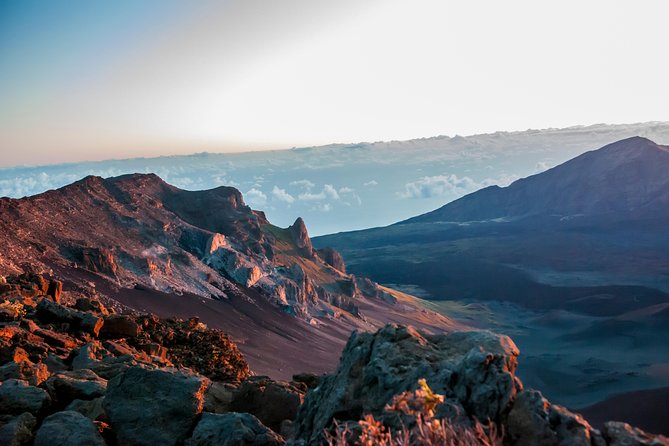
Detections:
[1, 0, 669, 167]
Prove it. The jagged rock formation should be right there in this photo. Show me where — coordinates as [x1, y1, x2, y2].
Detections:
[292, 324, 669, 446]
[0, 173, 443, 325]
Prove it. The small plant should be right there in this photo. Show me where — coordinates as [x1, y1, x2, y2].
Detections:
[325, 379, 502, 446]
[0, 300, 26, 319]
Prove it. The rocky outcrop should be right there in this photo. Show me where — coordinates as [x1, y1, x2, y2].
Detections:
[74, 247, 118, 276]
[33, 410, 105, 446]
[206, 246, 263, 288]
[507, 389, 602, 445]
[293, 324, 521, 444]
[103, 367, 210, 446]
[186, 412, 284, 446]
[288, 218, 314, 258]
[292, 324, 669, 445]
[316, 247, 346, 274]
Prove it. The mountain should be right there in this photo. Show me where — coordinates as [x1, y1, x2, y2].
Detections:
[0, 173, 455, 378]
[404, 136, 669, 224]
[314, 137, 669, 421]
[3, 122, 669, 236]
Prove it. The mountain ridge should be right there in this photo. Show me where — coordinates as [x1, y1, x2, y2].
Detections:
[401, 136, 669, 224]
[0, 173, 456, 378]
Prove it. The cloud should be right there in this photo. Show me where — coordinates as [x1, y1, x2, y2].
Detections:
[400, 174, 480, 199]
[244, 188, 267, 206]
[289, 179, 315, 189]
[298, 184, 340, 201]
[363, 180, 378, 187]
[535, 161, 550, 173]
[338, 186, 354, 193]
[271, 186, 295, 203]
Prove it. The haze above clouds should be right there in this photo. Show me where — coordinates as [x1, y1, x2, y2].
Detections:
[1, 0, 669, 166]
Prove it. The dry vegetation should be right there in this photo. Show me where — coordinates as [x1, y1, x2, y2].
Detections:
[325, 379, 502, 446]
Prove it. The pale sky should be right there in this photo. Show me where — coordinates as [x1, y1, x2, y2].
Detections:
[1, 0, 668, 167]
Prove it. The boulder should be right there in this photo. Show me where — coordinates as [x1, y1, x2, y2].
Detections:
[204, 381, 235, 413]
[293, 325, 520, 444]
[0, 379, 51, 416]
[74, 298, 109, 315]
[66, 397, 107, 421]
[71, 341, 137, 379]
[506, 389, 601, 446]
[230, 376, 305, 432]
[186, 412, 284, 446]
[602, 421, 669, 446]
[44, 369, 107, 406]
[104, 366, 210, 446]
[0, 412, 37, 446]
[33, 410, 105, 446]
[35, 299, 104, 336]
[100, 314, 141, 339]
[0, 358, 49, 386]
[46, 280, 63, 303]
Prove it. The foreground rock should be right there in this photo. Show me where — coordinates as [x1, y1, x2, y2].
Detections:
[294, 325, 520, 443]
[507, 389, 602, 445]
[0, 379, 51, 416]
[33, 410, 105, 446]
[186, 412, 284, 446]
[0, 412, 37, 446]
[292, 324, 668, 446]
[230, 376, 306, 433]
[104, 366, 210, 446]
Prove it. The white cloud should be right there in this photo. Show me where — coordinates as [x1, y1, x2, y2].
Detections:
[535, 161, 550, 173]
[363, 180, 378, 187]
[244, 188, 267, 206]
[400, 174, 480, 199]
[289, 179, 315, 189]
[298, 184, 340, 201]
[271, 186, 295, 203]
[338, 186, 354, 193]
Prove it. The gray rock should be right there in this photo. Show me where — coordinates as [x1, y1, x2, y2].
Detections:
[186, 412, 284, 446]
[35, 298, 104, 336]
[0, 412, 37, 446]
[66, 397, 107, 421]
[293, 325, 520, 444]
[602, 421, 669, 446]
[104, 366, 210, 446]
[230, 376, 305, 433]
[0, 379, 51, 416]
[71, 341, 138, 379]
[44, 369, 107, 406]
[204, 381, 235, 414]
[33, 410, 105, 446]
[506, 389, 600, 446]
